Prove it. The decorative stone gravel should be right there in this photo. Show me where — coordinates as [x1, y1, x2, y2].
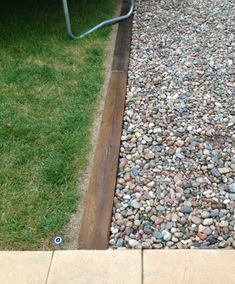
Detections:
[109, 0, 235, 249]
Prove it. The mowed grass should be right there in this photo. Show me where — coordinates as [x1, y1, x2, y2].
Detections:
[0, 0, 116, 249]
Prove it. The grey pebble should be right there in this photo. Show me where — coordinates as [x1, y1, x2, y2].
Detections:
[180, 206, 193, 213]
[130, 200, 141, 209]
[153, 231, 163, 239]
[211, 168, 221, 177]
[228, 183, 235, 193]
[162, 230, 171, 241]
[156, 205, 165, 211]
[203, 219, 214, 226]
[201, 211, 211, 219]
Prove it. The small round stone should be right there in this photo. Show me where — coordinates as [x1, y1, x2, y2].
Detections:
[203, 219, 214, 226]
[191, 216, 202, 225]
[180, 206, 193, 213]
[153, 231, 163, 239]
[162, 231, 171, 241]
[129, 239, 141, 249]
[156, 205, 165, 211]
[130, 200, 141, 209]
[201, 211, 211, 219]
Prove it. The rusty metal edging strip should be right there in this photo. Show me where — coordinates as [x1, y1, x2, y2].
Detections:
[78, 0, 133, 249]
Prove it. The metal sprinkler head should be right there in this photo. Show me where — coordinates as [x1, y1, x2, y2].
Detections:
[52, 235, 64, 245]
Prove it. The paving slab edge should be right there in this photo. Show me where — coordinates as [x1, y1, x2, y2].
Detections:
[1, 250, 235, 284]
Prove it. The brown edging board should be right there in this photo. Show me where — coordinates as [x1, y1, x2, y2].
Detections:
[78, 0, 133, 249]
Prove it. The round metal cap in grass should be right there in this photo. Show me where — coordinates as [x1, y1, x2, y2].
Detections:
[52, 235, 64, 245]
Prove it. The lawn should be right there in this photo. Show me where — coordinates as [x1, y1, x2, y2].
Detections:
[0, 0, 116, 249]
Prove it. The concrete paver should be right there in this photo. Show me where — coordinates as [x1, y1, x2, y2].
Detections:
[144, 250, 235, 284]
[47, 250, 141, 284]
[1, 250, 235, 283]
[0, 251, 52, 284]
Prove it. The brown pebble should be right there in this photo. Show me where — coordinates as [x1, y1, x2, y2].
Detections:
[155, 217, 164, 225]
[197, 233, 207, 240]
[124, 173, 131, 182]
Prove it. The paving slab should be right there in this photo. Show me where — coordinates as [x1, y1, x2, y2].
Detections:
[0, 251, 52, 284]
[144, 250, 235, 284]
[47, 250, 141, 284]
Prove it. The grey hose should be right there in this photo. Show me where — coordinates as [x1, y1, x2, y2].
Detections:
[62, 0, 135, 40]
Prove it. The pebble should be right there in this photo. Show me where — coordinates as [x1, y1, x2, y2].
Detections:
[174, 232, 184, 238]
[162, 231, 171, 241]
[201, 211, 211, 219]
[197, 233, 207, 241]
[211, 168, 221, 177]
[154, 244, 163, 249]
[218, 241, 229, 248]
[171, 213, 178, 222]
[144, 227, 153, 234]
[180, 206, 193, 213]
[228, 183, 235, 193]
[203, 219, 214, 226]
[110, 0, 235, 250]
[142, 242, 151, 249]
[124, 173, 131, 182]
[129, 239, 141, 249]
[191, 216, 201, 225]
[116, 239, 124, 248]
[210, 210, 219, 218]
[230, 194, 235, 201]
[130, 200, 141, 209]
[153, 231, 163, 239]
[218, 168, 231, 174]
[156, 205, 165, 211]
[219, 220, 229, 227]
[207, 235, 217, 244]
[202, 227, 212, 235]
[154, 217, 164, 225]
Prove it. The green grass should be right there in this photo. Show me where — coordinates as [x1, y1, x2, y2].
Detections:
[0, 0, 116, 250]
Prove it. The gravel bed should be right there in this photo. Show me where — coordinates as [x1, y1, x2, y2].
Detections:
[109, 0, 235, 249]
